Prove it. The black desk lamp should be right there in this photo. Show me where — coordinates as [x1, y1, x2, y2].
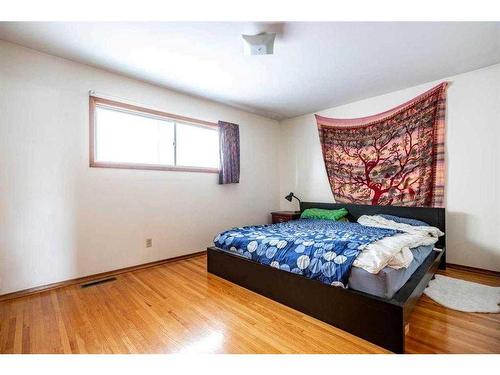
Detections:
[285, 192, 301, 208]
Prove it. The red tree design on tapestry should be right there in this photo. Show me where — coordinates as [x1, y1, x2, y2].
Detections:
[316, 83, 447, 207]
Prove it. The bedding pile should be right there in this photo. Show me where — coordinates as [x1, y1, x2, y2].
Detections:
[214, 219, 398, 287]
[353, 215, 443, 273]
[213, 214, 444, 289]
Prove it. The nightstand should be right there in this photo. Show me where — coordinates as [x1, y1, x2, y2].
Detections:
[270, 211, 301, 224]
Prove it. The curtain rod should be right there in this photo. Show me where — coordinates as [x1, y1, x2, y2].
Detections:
[88, 90, 219, 128]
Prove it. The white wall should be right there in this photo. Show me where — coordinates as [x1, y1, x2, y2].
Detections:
[280, 64, 500, 272]
[0, 40, 281, 294]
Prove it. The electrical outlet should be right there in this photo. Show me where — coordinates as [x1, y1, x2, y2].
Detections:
[146, 238, 152, 248]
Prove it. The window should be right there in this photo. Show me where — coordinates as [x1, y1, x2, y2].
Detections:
[90, 96, 219, 173]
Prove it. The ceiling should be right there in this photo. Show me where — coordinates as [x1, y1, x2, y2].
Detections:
[0, 22, 499, 120]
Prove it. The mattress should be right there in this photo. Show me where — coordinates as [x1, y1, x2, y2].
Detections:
[348, 244, 434, 299]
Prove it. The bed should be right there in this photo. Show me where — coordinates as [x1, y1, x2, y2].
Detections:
[207, 202, 446, 353]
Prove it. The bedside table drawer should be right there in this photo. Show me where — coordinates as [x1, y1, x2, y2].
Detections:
[272, 215, 289, 224]
[271, 211, 301, 224]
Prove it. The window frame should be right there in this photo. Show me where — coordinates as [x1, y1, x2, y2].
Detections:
[89, 96, 220, 173]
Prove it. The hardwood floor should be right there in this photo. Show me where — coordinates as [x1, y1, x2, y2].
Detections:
[0, 255, 498, 354]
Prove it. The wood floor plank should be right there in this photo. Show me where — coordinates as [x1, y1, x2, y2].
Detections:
[0, 255, 498, 354]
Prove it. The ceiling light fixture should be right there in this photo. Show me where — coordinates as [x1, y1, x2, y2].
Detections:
[242, 32, 276, 56]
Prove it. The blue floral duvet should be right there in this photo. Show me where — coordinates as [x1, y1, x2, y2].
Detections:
[213, 219, 399, 287]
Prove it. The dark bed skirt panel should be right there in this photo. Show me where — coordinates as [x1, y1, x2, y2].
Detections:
[207, 246, 444, 353]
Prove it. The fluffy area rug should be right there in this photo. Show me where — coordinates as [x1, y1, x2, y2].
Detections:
[424, 275, 500, 313]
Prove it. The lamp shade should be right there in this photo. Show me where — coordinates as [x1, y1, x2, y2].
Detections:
[285, 192, 294, 202]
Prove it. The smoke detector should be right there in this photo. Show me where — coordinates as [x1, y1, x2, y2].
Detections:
[242, 32, 276, 55]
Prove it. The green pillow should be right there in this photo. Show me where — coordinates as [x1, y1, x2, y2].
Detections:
[300, 207, 348, 221]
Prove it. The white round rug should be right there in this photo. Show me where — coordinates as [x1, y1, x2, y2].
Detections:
[424, 275, 500, 313]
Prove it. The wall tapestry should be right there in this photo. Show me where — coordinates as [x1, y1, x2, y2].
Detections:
[316, 82, 447, 207]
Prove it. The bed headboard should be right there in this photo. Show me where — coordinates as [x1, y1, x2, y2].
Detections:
[300, 202, 446, 249]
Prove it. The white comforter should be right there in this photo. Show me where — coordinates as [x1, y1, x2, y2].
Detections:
[353, 215, 444, 274]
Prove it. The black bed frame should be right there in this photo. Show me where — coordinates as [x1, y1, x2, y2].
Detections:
[207, 202, 446, 353]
